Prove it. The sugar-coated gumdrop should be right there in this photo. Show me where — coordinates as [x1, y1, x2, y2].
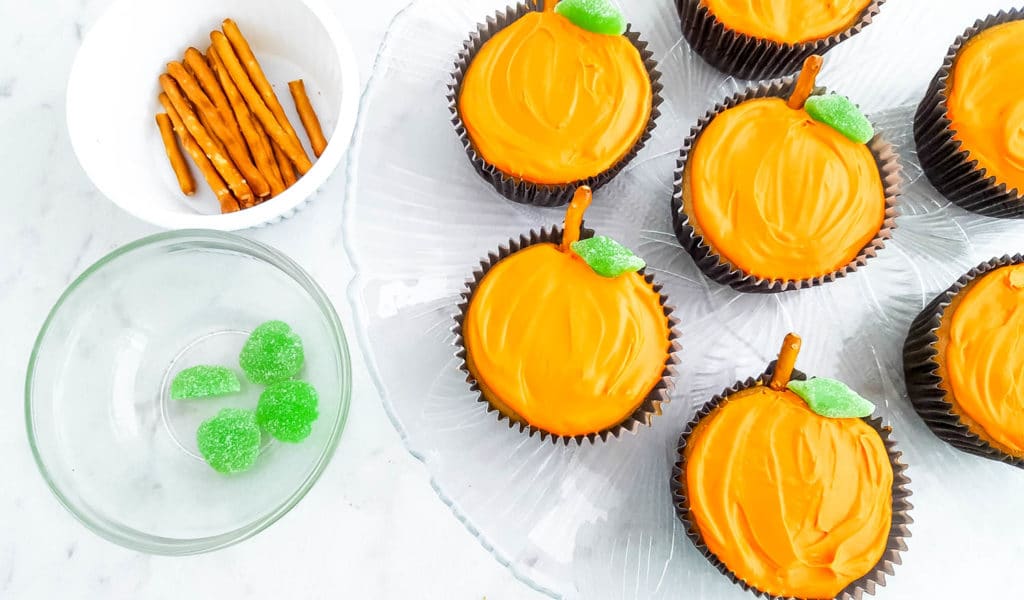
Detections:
[571, 236, 646, 278]
[804, 94, 875, 144]
[554, 0, 627, 36]
[239, 320, 304, 385]
[171, 365, 241, 400]
[196, 408, 262, 474]
[256, 380, 319, 443]
[788, 378, 876, 419]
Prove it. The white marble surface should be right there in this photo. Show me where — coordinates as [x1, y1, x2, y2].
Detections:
[0, 0, 545, 597]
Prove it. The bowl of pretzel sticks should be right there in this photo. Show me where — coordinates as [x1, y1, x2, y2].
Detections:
[67, 0, 359, 230]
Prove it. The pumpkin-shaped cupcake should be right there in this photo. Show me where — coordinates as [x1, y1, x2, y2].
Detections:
[677, 0, 884, 79]
[449, 0, 662, 206]
[673, 334, 912, 599]
[455, 187, 680, 442]
[914, 9, 1024, 218]
[672, 56, 900, 293]
[904, 255, 1024, 468]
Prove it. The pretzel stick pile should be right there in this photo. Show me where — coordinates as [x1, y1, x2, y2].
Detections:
[155, 19, 328, 214]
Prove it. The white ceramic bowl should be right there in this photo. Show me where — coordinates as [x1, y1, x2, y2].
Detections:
[67, 0, 359, 230]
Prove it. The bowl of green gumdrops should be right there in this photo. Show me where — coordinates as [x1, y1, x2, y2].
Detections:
[26, 230, 351, 554]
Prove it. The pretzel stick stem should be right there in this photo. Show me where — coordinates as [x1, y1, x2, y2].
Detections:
[159, 74, 254, 206]
[207, 46, 285, 196]
[167, 61, 268, 200]
[159, 93, 240, 213]
[222, 18, 306, 154]
[211, 30, 312, 175]
[288, 79, 327, 157]
[156, 113, 196, 195]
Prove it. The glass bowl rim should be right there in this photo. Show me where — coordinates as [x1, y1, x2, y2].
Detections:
[24, 228, 352, 555]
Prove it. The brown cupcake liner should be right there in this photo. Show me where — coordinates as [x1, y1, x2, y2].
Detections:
[452, 225, 682, 445]
[447, 1, 664, 207]
[670, 78, 901, 293]
[676, 0, 884, 80]
[671, 363, 913, 600]
[913, 9, 1024, 218]
[902, 254, 1024, 469]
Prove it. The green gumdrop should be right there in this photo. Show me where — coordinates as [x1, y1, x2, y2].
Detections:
[571, 236, 646, 278]
[239, 320, 304, 385]
[554, 0, 626, 35]
[171, 365, 241, 400]
[196, 408, 261, 474]
[787, 378, 876, 419]
[804, 94, 875, 144]
[256, 380, 320, 443]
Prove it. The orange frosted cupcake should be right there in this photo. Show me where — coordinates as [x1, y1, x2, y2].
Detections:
[678, 0, 884, 79]
[915, 10, 1024, 218]
[672, 56, 899, 293]
[455, 187, 679, 442]
[449, 0, 661, 206]
[673, 334, 912, 599]
[904, 256, 1024, 468]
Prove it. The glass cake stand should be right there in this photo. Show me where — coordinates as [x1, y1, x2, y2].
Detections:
[344, 0, 1024, 597]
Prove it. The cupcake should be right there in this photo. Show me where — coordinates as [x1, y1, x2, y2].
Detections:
[454, 186, 680, 443]
[673, 334, 912, 599]
[449, 0, 662, 206]
[914, 10, 1024, 218]
[677, 0, 884, 79]
[903, 255, 1024, 468]
[672, 56, 900, 293]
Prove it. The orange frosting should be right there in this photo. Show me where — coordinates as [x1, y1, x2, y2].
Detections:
[463, 243, 669, 437]
[947, 20, 1024, 196]
[946, 264, 1024, 454]
[457, 8, 652, 184]
[685, 385, 893, 599]
[701, 0, 872, 44]
[688, 97, 885, 281]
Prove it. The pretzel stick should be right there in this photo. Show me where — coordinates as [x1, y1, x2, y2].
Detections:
[166, 61, 269, 199]
[288, 79, 327, 157]
[207, 46, 285, 196]
[159, 73, 254, 206]
[211, 30, 312, 175]
[221, 19, 306, 157]
[156, 113, 196, 195]
[250, 114, 285, 192]
[272, 137, 296, 186]
[159, 93, 240, 213]
[184, 47, 246, 148]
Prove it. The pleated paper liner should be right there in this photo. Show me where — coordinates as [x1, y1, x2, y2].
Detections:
[902, 254, 1024, 469]
[675, 0, 885, 80]
[913, 9, 1024, 219]
[452, 225, 681, 445]
[447, 1, 664, 207]
[671, 78, 901, 294]
[671, 364, 913, 600]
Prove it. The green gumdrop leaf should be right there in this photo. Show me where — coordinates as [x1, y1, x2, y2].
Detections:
[171, 365, 241, 400]
[257, 380, 320, 443]
[805, 94, 874, 144]
[571, 236, 645, 278]
[196, 408, 261, 474]
[554, 0, 626, 35]
[787, 378, 876, 419]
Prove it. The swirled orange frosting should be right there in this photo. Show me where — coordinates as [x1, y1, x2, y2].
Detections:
[689, 97, 885, 281]
[457, 9, 652, 184]
[946, 264, 1024, 454]
[947, 20, 1024, 196]
[463, 243, 670, 437]
[701, 0, 872, 44]
[685, 385, 892, 599]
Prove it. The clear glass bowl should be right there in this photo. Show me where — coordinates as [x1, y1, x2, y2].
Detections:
[26, 230, 351, 555]
[345, 0, 1024, 597]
